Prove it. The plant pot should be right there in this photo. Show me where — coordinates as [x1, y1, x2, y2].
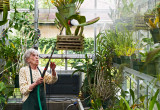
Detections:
[132, 60, 147, 73]
[112, 56, 117, 63]
[117, 57, 121, 64]
[150, 28, 160, 43]
[146, 62, 156, 76]
[120, 56, 130, 64]
[133, 60, 141, 71]
[57, 3, 76, 19]
[154, 57, 160, 76]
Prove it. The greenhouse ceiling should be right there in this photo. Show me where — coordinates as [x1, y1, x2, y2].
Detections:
[9, 0, 115, 24]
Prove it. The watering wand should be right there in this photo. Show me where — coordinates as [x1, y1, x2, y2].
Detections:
[38, 43, 56, 110]
[41, 44, 56, 78]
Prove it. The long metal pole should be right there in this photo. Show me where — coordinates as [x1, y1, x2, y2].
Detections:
[34, 0, 39, 49]
[94, 0, 97, 55]
[34, 0, 38, 30]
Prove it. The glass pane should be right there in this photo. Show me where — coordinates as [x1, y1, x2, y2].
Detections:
[80, 0, 95, 9]
[39, 58, 65, 70]
[10, 0, 34, 9]
[97, 0, 113, 9]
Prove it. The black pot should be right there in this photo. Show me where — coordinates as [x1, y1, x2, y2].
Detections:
[150, 28, 160, 44]
[120, 56, 130, 64]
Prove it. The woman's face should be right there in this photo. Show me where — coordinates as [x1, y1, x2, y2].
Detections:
[27, 53, 39, 66]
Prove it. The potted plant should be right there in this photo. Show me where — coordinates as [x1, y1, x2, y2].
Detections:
[51, 0, 100, 51]
[147, 3, 160, 44]
[71, 31, 124, 109]
[71, 54, 97, 107]
[114, 29, 139, 67]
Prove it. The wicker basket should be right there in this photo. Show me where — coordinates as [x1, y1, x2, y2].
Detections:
[134, 14, 149, 30]
[56, 35, 84, 51]
[0, 0, 3, 11]
[144, 14, 155, 23]
[0, 0, 10, 11]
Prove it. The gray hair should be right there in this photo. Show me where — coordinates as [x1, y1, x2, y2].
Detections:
[24, 48, 39, 64]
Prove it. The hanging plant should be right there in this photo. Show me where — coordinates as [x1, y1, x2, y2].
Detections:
[0, 0, 10, 12]
[0, 4, 8, 26]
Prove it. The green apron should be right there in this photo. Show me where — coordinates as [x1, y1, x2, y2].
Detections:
[22, 66, 47, 110]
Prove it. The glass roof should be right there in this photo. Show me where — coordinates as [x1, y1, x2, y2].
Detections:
[10, 0, 114, 24]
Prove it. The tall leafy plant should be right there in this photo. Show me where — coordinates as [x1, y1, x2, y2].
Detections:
[117, 89, 159, 110]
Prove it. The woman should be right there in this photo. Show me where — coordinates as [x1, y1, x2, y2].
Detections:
[19, 48, 58, 110]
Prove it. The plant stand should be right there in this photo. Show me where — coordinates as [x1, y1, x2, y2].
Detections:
[56, 35, 84, 51]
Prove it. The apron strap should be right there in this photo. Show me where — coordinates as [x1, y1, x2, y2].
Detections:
[29, 66, 42, 84]
[29, 66, 34, 84]
[37, 67, 42, 75]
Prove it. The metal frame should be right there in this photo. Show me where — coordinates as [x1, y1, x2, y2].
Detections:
[114, 63, 160, 107]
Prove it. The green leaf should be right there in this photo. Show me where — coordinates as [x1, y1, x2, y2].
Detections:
[14, 23, 19, 29]
[0, 82, 6, 92]
[140, 96, 146, 103]
[156, 101, 160, 110]
[55, 12, 71, 35]
[149, 89, 159, 110]
[29, 32, 33, 38]
[130, 89, 135, 104]
[77, 17, 100, 26]
[68, 14, 86, 36]
[120, 96, 131, 110]
[72, 69, 85, 76]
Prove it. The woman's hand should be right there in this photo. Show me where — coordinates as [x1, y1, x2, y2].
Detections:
[35, 77, 44, 85]
[29, 77, 43, 91]
[50, 62, 56, 76]
[50, 62, 56, 70]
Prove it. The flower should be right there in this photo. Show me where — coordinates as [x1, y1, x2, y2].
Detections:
[91, 99, 94, 104]
[51, 0, 54, 4]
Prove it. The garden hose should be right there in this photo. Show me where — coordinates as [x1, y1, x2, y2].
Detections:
[37, 44, 56, 110]
[37, 85, 42, 110]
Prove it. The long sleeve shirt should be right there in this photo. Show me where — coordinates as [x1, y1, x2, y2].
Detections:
[19, 66, 58, 102]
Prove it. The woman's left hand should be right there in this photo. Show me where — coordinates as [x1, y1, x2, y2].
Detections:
[50, 62, 56, 76]
[50, 61, 56, 70]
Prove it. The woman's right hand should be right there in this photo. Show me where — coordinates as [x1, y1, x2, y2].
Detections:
[35, 77, 43, 85]
[29, 77, 43, 91]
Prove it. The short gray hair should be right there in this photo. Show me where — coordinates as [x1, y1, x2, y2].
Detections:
[24, 48, 39, 64]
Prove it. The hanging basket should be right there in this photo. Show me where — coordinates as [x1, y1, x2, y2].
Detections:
[56, 35, 84, 51]
[0, 0, 10, 11]
[150, 28, 160, 43]
[0, 0, 3, 11]
[57, 3, 76, 19]
[144, 13, 155, 23]
[134, 14, 149, 30]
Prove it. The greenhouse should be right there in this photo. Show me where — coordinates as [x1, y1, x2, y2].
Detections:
[0, 0, 160, 110]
